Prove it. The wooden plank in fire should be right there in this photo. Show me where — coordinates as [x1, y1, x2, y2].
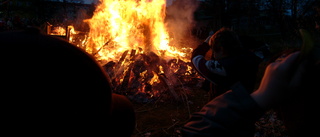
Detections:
[113, 50, 129, 73]
[157, 73, 180, 101]
[93, 40, 111, 56]
[130, 49, 136, 61]
[118, 49, 137, 92]
[118, 50, 129, 65]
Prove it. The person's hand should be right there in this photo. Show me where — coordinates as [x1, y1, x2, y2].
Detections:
[251, 51, 304, 109]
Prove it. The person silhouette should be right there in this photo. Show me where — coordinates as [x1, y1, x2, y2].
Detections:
[0, 27, 135, 136]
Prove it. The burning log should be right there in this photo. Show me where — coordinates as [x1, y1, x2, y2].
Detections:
[116, 50, 129, 70]
[118, 50, 134, 94]
[157, 73, 180, 101]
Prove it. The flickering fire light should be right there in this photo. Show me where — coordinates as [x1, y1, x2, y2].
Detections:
[82, 0, 191, 63]
[50, 0, 203, 102]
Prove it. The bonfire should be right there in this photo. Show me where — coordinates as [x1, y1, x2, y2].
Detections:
[50, 0, 203, 103]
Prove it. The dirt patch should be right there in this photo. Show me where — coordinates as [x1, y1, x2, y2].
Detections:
[131, 88, 288, 137]
[132, 88, 209, 137]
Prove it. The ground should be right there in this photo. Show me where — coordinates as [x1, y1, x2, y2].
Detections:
[131, 88, 210, 137]
[130, 88, 288, 137]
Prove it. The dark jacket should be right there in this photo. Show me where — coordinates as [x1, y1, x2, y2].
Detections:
[181, 83, 265, 137]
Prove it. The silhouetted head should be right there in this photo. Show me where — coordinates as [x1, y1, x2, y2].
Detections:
[209, 27, 242, 59]
[0, 27, 112, 135]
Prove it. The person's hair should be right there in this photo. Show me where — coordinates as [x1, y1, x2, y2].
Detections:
[1, 27, 112, 135]
[209, 27, 242, 54]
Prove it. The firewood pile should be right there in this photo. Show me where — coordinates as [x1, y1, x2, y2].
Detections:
[102, 49, 204, 103]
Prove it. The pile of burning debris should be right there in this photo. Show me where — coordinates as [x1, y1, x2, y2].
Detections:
[102, 49, 204, 103]
[46, 0, 206, 103]
[47, 24, 204, 103]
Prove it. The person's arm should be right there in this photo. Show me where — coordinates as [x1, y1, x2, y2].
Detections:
[191, 42, 211, 59]
[191, 32, 214, 59]
[251, 51, 301, 109]
[191, 35, 227, 85]
[181, 83, 265, 137]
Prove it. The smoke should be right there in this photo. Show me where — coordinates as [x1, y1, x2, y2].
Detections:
[165, 0, 200, 47]
[73, 9, 90, 32]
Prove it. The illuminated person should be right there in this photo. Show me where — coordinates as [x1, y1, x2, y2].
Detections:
[0, 27, 135, 136]
[191, 27, 262, 99]
[182, 48, 320, 137]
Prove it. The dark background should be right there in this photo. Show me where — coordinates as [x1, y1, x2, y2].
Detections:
[1, 0, 319, 136]
[1, 0, 319, 39]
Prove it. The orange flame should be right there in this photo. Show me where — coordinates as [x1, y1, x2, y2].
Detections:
[63, 0, 204, 101]
[83, 0, 191, 64]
